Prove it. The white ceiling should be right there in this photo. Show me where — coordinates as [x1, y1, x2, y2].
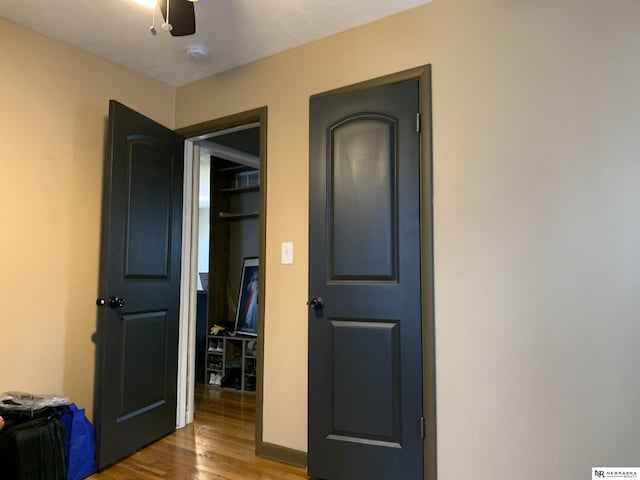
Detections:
[0, 0, 432, 86]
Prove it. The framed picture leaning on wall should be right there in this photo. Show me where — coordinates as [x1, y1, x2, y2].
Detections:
[234, 257, 259, 336]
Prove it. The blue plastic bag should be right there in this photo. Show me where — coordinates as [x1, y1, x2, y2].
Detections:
[60, 403, 96, 480]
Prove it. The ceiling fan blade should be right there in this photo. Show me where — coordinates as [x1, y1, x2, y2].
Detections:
[159, 0, 196, 36]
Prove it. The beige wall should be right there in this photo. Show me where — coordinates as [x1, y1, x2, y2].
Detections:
[0, 18, 175, 418]
[177, 0, 640, 478]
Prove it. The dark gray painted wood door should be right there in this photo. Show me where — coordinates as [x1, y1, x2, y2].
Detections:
[308, 80, 423, 480]
[94, 100, 184, 469]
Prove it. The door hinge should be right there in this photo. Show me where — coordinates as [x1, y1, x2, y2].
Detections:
[416, 112, 421, 133]
[420, 416, 425, 439]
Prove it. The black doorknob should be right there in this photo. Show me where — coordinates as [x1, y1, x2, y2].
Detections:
[97, 297, 125, 308]
[307, 297, 324, 310]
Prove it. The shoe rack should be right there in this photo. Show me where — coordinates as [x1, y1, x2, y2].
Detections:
[206, 335, 257, 393]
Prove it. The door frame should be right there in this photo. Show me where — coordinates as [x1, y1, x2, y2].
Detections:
[175, 107, 268, 453]
[310, 66, 436, 478]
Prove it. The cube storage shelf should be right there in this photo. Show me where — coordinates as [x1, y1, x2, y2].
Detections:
[206, 335, 257, 393]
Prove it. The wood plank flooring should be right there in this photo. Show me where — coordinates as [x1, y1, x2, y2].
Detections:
[90, 385, 308, 480]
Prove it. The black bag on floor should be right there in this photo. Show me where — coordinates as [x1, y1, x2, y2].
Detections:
[0, 413, 67, 480]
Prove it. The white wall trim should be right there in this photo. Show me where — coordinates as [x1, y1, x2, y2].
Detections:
[176, 140, 199, 428]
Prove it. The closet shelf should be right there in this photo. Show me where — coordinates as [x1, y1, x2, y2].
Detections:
[218, 211, 259, 220]
[218, 165, 258, 175]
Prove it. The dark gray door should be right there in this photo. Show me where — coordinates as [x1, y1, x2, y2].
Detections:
[308, 80, 423, 480]
[94, 100, 184, 469]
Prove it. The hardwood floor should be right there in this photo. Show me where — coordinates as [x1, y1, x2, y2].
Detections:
[90, 385, 308, 479]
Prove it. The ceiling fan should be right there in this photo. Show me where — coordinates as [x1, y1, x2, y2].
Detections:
[157, 0, 197, 36]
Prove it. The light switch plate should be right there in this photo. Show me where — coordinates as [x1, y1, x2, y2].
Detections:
[281, 242, 294, 264]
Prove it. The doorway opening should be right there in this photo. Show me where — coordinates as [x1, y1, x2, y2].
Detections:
[176, 107, 267, 454]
